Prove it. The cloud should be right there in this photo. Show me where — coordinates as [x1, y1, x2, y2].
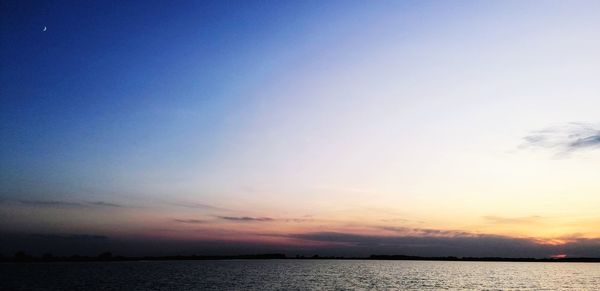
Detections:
[283, 231, 600, 258]
[30, 233, 109, 240]
[171, 202, 229, 211]
[15, 199, 85, 207]
[570, 134, 600, 149]
[9, 199, 124, 208]
[87, 201, 123, 207]
[379, 226, 472, 237]
[217, 216, 274, 222]
[483, 215, 542, 224]
[215, 215, 311, 223]
[283, 218, 313, 223]
[522, 123, 600, 154]
[174, 219, 206, 224]
[380, 218, 412, 223]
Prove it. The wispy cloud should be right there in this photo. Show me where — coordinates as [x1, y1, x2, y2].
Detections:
[380, 226, 472, 237]
[170, 202, 229, 211]
[174, 219, 206, 224]
[522, 122, 600, 154]
[379, 218, 412, 223]
[217, 216, 274, 222]
[87, 201, 123, 207]
[282, 218, 313, 223]
[570, 134, 600, 149]
[16, 199, 84, 207]
[4, 199, 124, 208]
[483, 215, 542, 225]
[30, 233, 108, 240]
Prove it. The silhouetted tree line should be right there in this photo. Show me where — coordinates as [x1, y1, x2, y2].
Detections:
[1, 251, 599, 263]
[368, 255, 600, 262]
[0, 251, 287, 262]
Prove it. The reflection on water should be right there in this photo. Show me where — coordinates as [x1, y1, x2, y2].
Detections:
[2, 260, 600, 290]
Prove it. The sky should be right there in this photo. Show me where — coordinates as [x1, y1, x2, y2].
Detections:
[1, 0, 600, 257]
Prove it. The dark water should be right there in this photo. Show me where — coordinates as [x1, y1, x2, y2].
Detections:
[2, 260, 599, 290]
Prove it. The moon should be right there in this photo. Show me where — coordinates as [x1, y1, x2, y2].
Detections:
[42, 26, 47, 32]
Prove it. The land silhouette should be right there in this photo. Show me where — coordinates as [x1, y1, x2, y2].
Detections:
[2, 252, 599, 263]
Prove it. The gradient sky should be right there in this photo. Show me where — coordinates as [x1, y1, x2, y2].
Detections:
[1, 0, 600, 257]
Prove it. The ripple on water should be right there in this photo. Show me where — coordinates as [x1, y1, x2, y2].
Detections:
[1, 260, 600, 290]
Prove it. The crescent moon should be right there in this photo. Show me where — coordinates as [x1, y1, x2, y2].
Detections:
[43, 26, 47, 32]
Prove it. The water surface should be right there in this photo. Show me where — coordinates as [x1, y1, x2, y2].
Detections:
[2, 260, 599, 290]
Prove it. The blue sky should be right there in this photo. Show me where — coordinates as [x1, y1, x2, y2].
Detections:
[1, 0, 445, 203]
[2, 0, 318, 195]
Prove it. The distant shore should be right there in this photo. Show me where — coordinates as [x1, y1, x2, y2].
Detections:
[2, 253, 599, 263]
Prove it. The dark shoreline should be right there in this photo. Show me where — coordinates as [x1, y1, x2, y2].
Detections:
[3, 253, 600, 263]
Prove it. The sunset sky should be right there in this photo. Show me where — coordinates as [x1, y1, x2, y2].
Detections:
[1, 0, 600, 257]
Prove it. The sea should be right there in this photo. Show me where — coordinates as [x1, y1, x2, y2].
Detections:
[1, 260, 599, 290]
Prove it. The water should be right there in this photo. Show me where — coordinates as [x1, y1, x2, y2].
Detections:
[2, 260, 599, 290]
